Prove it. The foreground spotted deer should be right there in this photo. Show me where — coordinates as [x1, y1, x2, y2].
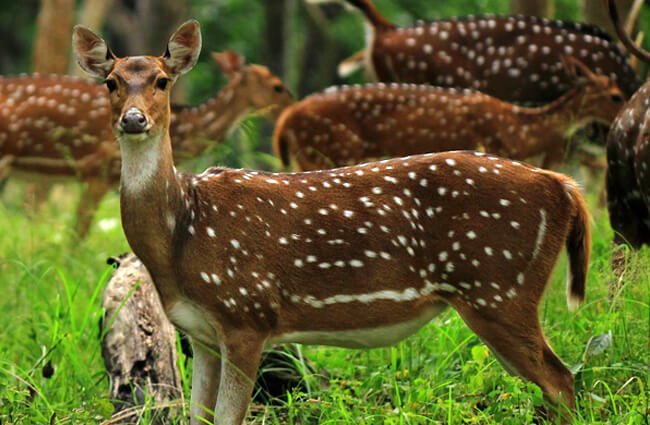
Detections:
[606, 0, 650, 249]
[311, 0, 640, 102]
[274, 56, 624, 171]
[0, 51, 292, 237]
[74, 21, 591, 425]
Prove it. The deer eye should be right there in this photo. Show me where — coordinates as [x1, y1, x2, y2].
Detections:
[273, 84, 284, 93]
[105, 79, 117, 93]
[156, 77, 170, 91]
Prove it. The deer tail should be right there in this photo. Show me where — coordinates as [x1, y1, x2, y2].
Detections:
[562, 177, 592, 311]
[272, 108, 294, 169]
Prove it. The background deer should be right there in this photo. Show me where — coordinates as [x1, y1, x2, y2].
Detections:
[605, 0, 650, 248]
[274, 56, 624, 171]
[310, 0, 641, 103]
[73, 20, 591, 424]
[0, 51, 293, 237]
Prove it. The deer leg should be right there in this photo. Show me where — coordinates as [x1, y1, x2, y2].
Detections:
[75, 180, 110, 238]
[0, 155, 13, 181]
[541, 149, 564, 170]
[214, 334, 264, 425]
[190, 341, 221, 425]
[454, 304, 575, 421]
[23, 182, 54, 215]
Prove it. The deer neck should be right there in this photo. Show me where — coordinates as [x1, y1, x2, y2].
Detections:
[118, 130, 187, 302]
[170, 79, 253, 156]
[490, 88, 583, 158]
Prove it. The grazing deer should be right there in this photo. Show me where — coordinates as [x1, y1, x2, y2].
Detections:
[73, 20, 591, 425]
[605, 0, 650, 248]
[0, 51, 292, 237]
[310, 0, 641, 103]
[274, 56, 624, 171]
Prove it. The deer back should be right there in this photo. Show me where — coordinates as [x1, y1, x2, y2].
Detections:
[368, 15, 640, 103]
[0, 74, 118, 178]
[169, 151, 584, 338]
[274, 84, 491, 170]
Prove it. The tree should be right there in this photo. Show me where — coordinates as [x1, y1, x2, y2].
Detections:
[32, 0, 75, 73]
[510, 0, 554, 18]
[581, 0, 636, 37]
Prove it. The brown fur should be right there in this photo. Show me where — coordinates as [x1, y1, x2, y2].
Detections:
[330, 0, 640, 102]
[273, 59, 623, 171]
[605, 0, 650, 248]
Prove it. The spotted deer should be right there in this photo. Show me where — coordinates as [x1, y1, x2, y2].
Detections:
[0, 51, 292, 237]
[606, 0, 650, 248]
[274, 56, 624, 171]
[73, 20, 591, 425]
[310, 0, 641, 103]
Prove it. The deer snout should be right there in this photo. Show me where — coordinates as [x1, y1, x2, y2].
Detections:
[120, 107, 148, 134]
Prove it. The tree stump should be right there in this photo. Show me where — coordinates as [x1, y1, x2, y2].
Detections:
[101, 253, 182, 422]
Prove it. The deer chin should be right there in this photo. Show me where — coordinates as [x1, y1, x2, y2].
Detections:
[116, 126, 155, 143]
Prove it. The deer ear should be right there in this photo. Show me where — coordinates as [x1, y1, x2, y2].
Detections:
[163, 20, 202, 77]
[211, 50, 246, 77]
[72, 25, 116, 79]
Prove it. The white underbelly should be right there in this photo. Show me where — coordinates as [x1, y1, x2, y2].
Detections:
[271, 303, 447, 349]
[167, 299, 220, 345]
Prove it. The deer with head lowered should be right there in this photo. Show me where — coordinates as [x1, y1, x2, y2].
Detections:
[310, 0, 640, 103]
[73, 21, 591, 424]
[0, 50, 292, 237]
[274, 56, 624, 171]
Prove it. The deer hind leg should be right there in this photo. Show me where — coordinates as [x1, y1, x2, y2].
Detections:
[214, 333, 264, 425]
[454, 303, 575, 421]
[190, 341, 221, 425]
[75, 179, 110, 238]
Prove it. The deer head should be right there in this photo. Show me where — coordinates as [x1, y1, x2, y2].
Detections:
[73, 21, 202, 143]
[562, 56, 625, 127]
[211, 50, 293, 119]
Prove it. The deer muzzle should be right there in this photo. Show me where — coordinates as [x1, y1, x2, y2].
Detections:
[120, 107, 149, 134]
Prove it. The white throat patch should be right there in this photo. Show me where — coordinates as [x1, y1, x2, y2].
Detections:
[118, 132, 162, 194]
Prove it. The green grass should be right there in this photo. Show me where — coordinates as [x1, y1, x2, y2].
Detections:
[0, 133, 648, 424]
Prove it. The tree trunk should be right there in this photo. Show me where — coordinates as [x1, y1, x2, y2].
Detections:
[582, 0, 635, 37]
[510, 0, 554, 17]
[32, 0, 75, 74]
[297, 3, 342, 98]
[101, 253, 182, 420]
[106, 0, 190, 102]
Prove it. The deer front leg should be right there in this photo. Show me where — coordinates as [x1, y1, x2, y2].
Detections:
[75, 179, 111, 238]
[0, 155, 14, 181]
[214, 333, 264, 425]
[190, 341, 221, 425]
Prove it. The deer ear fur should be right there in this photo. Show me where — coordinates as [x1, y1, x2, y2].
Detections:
[72, 25, 116, 79]
[211, 50, 246, 77]
[163, 20, 202, 77]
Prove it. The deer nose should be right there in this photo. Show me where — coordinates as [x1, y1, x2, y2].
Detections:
[120, 108, 148, 134]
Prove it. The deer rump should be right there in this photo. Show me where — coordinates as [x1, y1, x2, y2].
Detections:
[605, 0, 650, 247]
